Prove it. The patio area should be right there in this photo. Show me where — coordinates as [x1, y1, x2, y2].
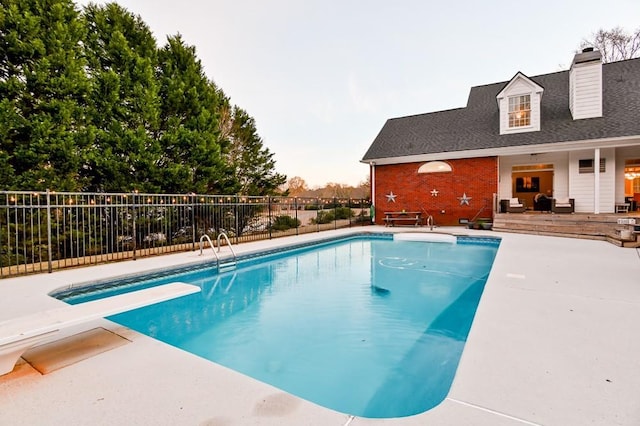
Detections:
[0, 227, 639, 425]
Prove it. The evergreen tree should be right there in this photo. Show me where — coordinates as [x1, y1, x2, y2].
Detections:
[82, 2, 161, 192]
[0, 0, 89, 190]
[156, 35, 229, 193]
[0, 1, 287, 195]
[223, 105, 286, 196]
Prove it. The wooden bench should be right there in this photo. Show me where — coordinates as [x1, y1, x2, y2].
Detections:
[0, 282, 200, 376]
[383, 211, 422, 227]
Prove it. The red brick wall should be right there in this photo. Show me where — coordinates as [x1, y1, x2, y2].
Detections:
[372, 157, 498, 226]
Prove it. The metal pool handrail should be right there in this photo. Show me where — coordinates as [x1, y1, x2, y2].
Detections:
[199, 233, 237, 272]
[199, 234, 219, 263]
[216, 232, 237, 270]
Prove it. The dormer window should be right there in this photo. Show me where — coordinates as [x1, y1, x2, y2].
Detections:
[508, 95, 531, 128]
[496, 72, 543, 135]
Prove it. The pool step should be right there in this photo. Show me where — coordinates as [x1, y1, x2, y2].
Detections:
[218, 260, 237, 272]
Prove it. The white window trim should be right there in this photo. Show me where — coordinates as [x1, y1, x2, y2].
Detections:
[508, 94, 532, 129]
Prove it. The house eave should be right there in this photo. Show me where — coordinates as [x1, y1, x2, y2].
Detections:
[361, 135, 640, 165]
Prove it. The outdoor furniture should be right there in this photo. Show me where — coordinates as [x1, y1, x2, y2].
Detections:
[0, 282, 200, 376]
[615, 203, 630, 213]
[383, 211, 422, 226]
[533, 194, 551, 212]
[552, 198, 574, 213]
[500, 198, 526, 213]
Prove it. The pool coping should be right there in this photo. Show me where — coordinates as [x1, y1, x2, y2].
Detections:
[1, 227, 639, 425]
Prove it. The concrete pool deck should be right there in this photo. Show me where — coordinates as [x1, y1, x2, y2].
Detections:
[0, 227, 639, 425]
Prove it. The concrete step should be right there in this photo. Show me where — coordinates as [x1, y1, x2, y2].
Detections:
[493, 212, 639, 247]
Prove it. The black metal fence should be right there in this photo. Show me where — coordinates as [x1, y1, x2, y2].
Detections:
[0, 191, 372, 278]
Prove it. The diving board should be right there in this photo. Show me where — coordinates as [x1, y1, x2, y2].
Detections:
[0, 282, 200, 376]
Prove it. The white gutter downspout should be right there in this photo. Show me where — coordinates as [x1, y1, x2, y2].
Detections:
[370, 162, 376, 223]
[594, 148, 600, 214]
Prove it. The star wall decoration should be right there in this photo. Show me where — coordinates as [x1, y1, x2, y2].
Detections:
[457, 192, 472, 205]
[430, 189, 439, 197]
[385, 191, 397, 203]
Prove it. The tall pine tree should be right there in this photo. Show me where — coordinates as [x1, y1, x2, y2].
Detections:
[0, 0, 89, 190]
[156, 35, 229, 194]
[0, 1, 287, 195]
[82, 2, 161, 192]
[222, 104, 286, 196]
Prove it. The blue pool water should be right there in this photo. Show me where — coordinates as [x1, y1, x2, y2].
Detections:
[57, 234, 500, 418]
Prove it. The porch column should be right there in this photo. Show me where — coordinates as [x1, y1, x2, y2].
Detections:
[594, 148, 600, 214]
[370, 162, 376, 222]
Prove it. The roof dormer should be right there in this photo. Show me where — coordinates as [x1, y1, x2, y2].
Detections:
[496, 72, 544, 135]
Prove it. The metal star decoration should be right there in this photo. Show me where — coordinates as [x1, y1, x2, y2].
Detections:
[457, 192, 472, 205]
[385, 192, 397, 203]
[430, 189, 439, 197]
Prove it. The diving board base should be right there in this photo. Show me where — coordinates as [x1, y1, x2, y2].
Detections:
[0, 332, 57, 377]
[0, 282, 200, 376]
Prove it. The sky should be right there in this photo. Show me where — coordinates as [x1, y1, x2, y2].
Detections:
[75, 0, 639, 188]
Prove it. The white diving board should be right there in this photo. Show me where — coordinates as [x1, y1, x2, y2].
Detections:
[0, 282, 200, 376]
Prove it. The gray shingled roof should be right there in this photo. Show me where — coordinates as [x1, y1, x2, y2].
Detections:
[362, 58, 640, 161]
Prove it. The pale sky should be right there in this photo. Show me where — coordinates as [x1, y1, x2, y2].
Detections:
[75, 0, 638, 188]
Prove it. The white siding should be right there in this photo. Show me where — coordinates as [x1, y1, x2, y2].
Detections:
[568, 152, 593, 212]
[509, 80, 532, 93]
[531, 92, 541, 131]
[568, 149, 614, 213]
[569, 63, 602, 120]
[598, 148, 615, 213]
[553, 154, 570, 199]
[498, 98, 507, 133]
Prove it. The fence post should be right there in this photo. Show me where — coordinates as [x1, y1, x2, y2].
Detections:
[315, 198, 319, 233]
[46, 189, 53, 273]
[268, 197, 272, 240]
[234, 195, 240, 244]
[132, 193, 137, 261]
[334, 197, 337, 230]
[191, 194, 196, 251]
[294, 198, 299, 235]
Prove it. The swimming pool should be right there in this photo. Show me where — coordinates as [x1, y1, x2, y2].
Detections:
[55, 233, 500, 418]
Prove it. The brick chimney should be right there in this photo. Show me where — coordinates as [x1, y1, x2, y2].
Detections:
[569, 47, 603, 120]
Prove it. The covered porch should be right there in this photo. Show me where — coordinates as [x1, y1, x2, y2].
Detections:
[498, 142, 640, 215]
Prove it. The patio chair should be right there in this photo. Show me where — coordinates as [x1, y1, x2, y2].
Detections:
[552, 198, 574, 213]
[500, 198, 526, 213]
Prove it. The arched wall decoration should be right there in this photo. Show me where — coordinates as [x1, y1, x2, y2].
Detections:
[417, 161, 452, 173]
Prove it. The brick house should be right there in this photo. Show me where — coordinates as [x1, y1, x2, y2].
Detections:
[361, 49, 640, 226]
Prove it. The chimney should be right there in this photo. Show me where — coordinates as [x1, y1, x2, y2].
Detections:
[569, 48, 603, 120]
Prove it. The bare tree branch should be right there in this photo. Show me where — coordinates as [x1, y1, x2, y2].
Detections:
[580, 26, 640, 62]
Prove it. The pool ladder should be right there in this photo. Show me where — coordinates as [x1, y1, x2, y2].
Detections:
[426, 214, 434, 230]
[199, 232, 237, 272]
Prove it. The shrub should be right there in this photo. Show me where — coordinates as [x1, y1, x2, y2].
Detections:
[270, 215, 301, 231]
[333, 207, 354, 220]
[311, 210, 334, 224]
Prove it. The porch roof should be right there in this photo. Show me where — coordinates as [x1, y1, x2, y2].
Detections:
[362, 58, 640, 163]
